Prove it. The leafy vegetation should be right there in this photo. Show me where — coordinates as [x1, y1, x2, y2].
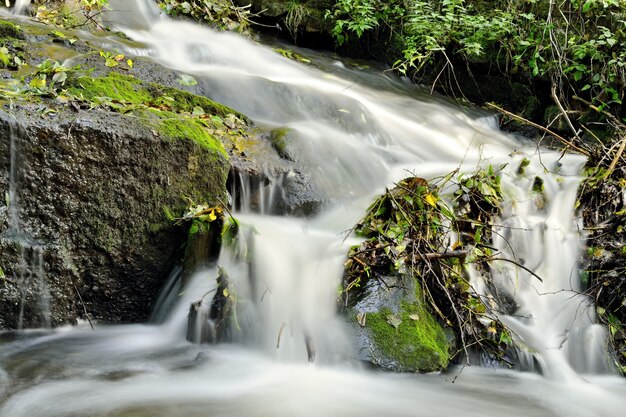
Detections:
[344, 169, 515, 366]
[156, 0, 252, 33]
[326, 2, 626, 371]
[30, 0, 110, 29]
[325, 1, 626, 123]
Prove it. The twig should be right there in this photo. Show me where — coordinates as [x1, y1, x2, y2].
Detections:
[572, 95, 626, 129]
[484, 257, 544, 282]
[551, 83, 581, 141]
[73, 284, 94, 331]
[276, 322, 288, 349]
[570, 96, 626, 178]
[423, 250, 468, 260]
[486, 102, 590, 156]
[604, 134, 626, 180]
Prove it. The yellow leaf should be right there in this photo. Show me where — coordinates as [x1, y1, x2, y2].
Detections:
[29, 76, 46, 89]
[114, 54, 125, 61]
[424, 193, 438, 207]
[127, 59, 133, 68]
[223, 288, 230, 297]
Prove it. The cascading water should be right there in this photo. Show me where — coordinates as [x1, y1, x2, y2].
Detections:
[10, 0, 30, 15]
[0, 1, 625, 416]
[2, 121, 51, 329]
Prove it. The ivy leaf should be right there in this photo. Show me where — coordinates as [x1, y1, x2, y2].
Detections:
[192, 106, 205, 116]
[29, 76, 47, 89]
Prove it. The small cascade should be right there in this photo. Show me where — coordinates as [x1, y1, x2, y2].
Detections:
[16, 245, 50, 329]
[105, 0, 614, 377]
[229, 169, 282, 215]
[11, 0, 30, 15]
[2, 122, 51, 329]
[469, 152, 610, 378]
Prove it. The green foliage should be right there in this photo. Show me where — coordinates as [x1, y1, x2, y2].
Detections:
[157, 0, 251, 33]
[325, 0, 626, 113]
[325, 0, 405, 45]
[345, 168, 513, 364]
[32, 0, 109, 29]
[0, 20, 23, 38]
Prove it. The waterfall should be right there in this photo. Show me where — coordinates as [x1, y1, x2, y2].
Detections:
[3, 121, 51, 329]
[11, 0, 30, 15]
[107, 0, 610, 377]
[1, 2, 625, 416]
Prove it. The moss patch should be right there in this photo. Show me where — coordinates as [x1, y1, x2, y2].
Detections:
[0, 20, 23, 39]
[365, 287, 450, 372]
[68, 72, 153, 103]
[147, 83, 243, 120]
[140, 109, 227, 158]
[67, 73, 232, 158]
[366, 306, 449, 372]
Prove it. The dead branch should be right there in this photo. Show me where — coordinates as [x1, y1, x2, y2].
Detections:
[484, 257, 544, 282]
[551, 83, 581, 141]
[486, 102, 590, 156]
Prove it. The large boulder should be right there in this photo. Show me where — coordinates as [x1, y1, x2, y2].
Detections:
[0, 17, 233, 328]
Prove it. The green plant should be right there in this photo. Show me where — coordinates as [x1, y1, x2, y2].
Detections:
[33, 0, 109, 29]
[325, 0, 626, 115]
[157, 0, 252, 33]
[325, 0, 405, 45]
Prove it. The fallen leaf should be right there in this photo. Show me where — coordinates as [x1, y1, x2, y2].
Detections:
[424, 193, 438, 207]
[356, 312, 367, 327]
[386, 314, 402, 329]
[409, 314, 420, 321]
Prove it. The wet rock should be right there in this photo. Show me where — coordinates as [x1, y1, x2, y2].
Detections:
[233, 0, 333, 36]
[0, 15, 327, 329]
[0, 104, 229, 329]
[346, 274, 450, 373]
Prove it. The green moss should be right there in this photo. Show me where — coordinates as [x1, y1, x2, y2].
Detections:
[270, 127, 289, 150]
[148, 83, 243, 120]
[145, 109, 228, 158]
[162, 205, 176, 222]
[365, 288, 449, 372]
[68, 73, 231, 158]
[0, 20, 23, 39]
[69, 72, 152, 104]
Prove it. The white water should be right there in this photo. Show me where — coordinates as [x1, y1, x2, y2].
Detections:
[10, 0, 29, 15]
[1, 1, 625, 416]
[3, 121, 51, 329]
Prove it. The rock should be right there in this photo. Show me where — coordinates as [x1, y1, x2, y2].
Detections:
[0, 17, 231, 328]
[0, 14, 327, 329]
[0, 103, 230, 328]
[346, 274, 450, 373]
[233, 0, 333, 38]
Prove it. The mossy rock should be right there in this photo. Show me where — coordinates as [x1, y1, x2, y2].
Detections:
[66, 72, 237, 158]
[348, 276, 450, 373]
[0, 20, 23, 39]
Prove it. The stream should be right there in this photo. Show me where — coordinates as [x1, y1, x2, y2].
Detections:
[1, 1, 626, 416]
